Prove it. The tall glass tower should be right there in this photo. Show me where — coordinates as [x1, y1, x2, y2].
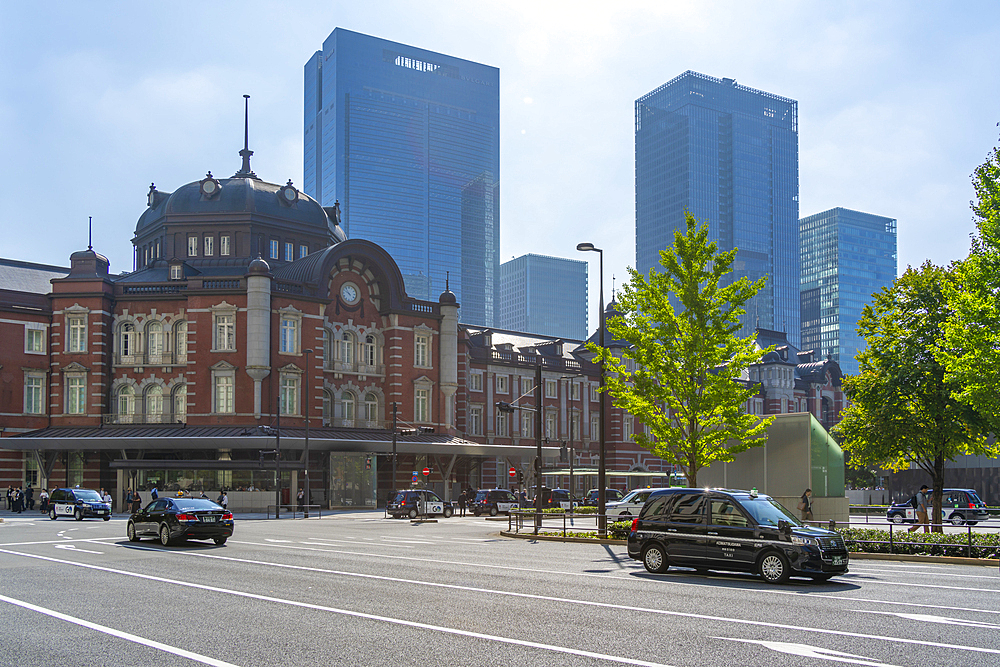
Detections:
[800, 207, 897, 376]
[635, 71, 800, 345]
[304, 28, 500, 325]
[498, 254, 588, 340]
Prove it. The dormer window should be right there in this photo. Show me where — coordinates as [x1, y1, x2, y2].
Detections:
[169, 263, 183, 280]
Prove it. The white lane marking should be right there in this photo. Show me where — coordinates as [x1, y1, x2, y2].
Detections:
[0, 592, 242, 667]
[857, 610, 1000, 630]
[0, 536, 119, 547]
[108, 545, 1000, 657]
[716, 638, 900, 667]
[233, 538, 1000, 595]
[0, 549, 676, 667]
[264, 539, 293, 543]
[54, 544, 103, 554]
[298, 538, 414, 549]
[847, 565, 999, 579]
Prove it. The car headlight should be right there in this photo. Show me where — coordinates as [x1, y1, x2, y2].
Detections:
[791, 535, 818, 547]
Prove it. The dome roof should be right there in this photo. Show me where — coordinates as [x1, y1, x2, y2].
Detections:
[247, 255, 271, 276]
[136, 175, 345, 242]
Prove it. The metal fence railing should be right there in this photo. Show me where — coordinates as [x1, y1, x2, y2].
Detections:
[265, 504, 323, 519]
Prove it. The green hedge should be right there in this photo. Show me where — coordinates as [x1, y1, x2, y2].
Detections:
[838, 527, 1000, 558]
[536, 520, 632, 541]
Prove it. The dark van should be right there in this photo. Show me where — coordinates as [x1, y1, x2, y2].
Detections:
[471, 488, 519, 516]
[886, 488, 989, 526]
[627, 488, 848, 583]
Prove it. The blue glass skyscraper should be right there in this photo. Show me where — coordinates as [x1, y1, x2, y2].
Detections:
[635, 71, 800, 345]
[304, 29, 500, 325]
[499, 254, 588, 340]
[800, 207, 897, 376]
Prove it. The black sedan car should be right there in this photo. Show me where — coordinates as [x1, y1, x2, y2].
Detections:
[127, 496, 234, 546]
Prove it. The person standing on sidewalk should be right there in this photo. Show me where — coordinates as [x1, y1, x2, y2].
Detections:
[908, 485, 930, 533]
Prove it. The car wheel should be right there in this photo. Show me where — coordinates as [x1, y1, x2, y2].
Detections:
[103, 515, 110, 521]
[473, 510, 481, 517]
[621, 511, 631, 517]
[408, 508, 418, 520]
[159, 524, 172, 546]
[127, 522, 140, 542]
[950, 514, 966, 526]
[213, 537, 228, 546]
[890, 514, 904, 524]
[759, 552, 790, 584]
[49, 508, 57, 520]
[442, 507, 453, 518]
[642, 544, 669, 573]
[75, 509, 83, 521]
[490, 506, 498, 517]
[968, 521, 979, 526]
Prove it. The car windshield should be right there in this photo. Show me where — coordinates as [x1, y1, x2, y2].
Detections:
[74, 490, 103, 502]
[620, 491, 641, 503]
[475, 491, 488, 501]
[173, 498, 222, 511]
[424, 491, 443, 502]
[968, 492, 984, 504]
[739, 498, 802, 527]
[391, 493, 406, 504]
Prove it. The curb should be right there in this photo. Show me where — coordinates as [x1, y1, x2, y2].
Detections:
[500, 531, 1000, 565]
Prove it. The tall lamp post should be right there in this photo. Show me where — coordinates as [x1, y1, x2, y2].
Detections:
[576, 242, 607, 535]
[302, 348, 313, 517]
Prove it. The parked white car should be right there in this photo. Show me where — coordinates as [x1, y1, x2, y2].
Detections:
[605, 488, 667, 518]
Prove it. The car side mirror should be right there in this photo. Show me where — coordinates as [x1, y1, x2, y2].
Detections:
[778, 519, 792, 536]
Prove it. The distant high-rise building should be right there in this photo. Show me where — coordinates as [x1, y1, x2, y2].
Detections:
[304, 28, 500, 325]
[635, 71, 800, 345]
[499, 254, 588, 339]
[800, 207, 897, 376]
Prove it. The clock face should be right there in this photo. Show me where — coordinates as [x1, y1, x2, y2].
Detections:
[283, 187, 297, 201]
[341, 283, 358, 303]
[202, 180, 217, 195]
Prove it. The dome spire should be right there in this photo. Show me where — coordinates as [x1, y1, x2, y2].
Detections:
[233, 94, 259, 180]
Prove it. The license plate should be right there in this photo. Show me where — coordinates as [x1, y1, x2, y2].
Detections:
[831, 556, 845, 566]
[200, 515, 218, 523]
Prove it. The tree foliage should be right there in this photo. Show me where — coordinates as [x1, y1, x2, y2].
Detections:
[590, 212, 773, 488]
[833, 262, 997, 530]
[939, 136, 1000, 432]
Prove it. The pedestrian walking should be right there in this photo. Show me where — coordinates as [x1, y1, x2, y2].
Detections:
[908, 485, 931, 533]
[132, 491, 142, 513]
[457, 490, 467, 517]
[13, 487, 24, 513]
[150, 485, 159, 500]
[6, 486, 12, 510]
[297, 489, 305, 513]
[217, 490, 228, 510]
[798, 488, 813, 522]
[25, 484, 34, 511]
[39, 488, 49, 513]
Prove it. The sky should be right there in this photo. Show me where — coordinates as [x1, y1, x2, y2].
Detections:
[2, 1, 999, 333]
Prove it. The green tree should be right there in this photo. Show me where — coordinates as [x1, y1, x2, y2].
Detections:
[940, 137, 1000, 433]
[591, 212, 773, 488]
[833, 262, 997, 531]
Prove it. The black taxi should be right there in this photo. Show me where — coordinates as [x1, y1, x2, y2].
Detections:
[627, 488, 848, 583]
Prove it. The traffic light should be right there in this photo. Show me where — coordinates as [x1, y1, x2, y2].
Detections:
[365, 456, 372, 470]
[517, 470, 524, 485]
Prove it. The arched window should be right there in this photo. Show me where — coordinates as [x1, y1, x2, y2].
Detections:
[147, 321, 163, 361]
[341, 391, 356, 423]
[117, 386, 135, 423]
[119, 323, 136, 359]
[363, 335, 377, 367]
[174, 321, 188, 362]
[172, 385, 187, 423]
[364, 393, 379, 424]
[323, 329, 333, 368]
[322, 389, 333, 426]
[339, 332, 355, 365]
[146, 385, 164, 422]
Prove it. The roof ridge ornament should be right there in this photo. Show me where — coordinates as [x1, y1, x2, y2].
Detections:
[232, 94, 260, 180]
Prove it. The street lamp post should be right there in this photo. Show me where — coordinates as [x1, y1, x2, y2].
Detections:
[275, 387, 282, 520]
[391, 402, 398, 500]
[303, 348, 313, 517]
[577, 242, 607, 535]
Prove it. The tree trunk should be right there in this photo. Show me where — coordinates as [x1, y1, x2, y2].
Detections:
[932, 453, 945, 534]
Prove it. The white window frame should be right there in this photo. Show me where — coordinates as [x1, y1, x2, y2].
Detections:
[174, 321, 188, 360]
[570, 382, 580, 401]
[172, 385, 188, 422]
[364, 393, 379, 423]
[146, 385, 165, 421]
[270, 239, 279, 259]
[66, 314, 87, 353]
[545, 410, 557, 439]
[284, 242, 294, 262]
[521, 377, 534, 396]
[147, 320, 164, 361]
[590, 384, 600, 402]
[24, 373, 45, 415]
[279, 312, 300, 355]
[299, 244, 308, 259]
[521, 413, 534, 438]
[212, 305, 237, 352]
[25, 324, 45, 354]
[204, 236, 214, 257]
[363, 334, 378, 367]
[169, 264, 183, 280]
[495, 409, 509, 437]
[338, 331, 355, 365]
[220, 235, 231, 256]
[545, 379, 557, 398]
[66, 374, 86, 415]
[188, 236, 198, 257]
[470, 371, 483, 392]
[339, 390, 355, 423]
[414, 332, 430, 368]
[469, 405, 483, 436]
[117, 385, 136, 422]
[280, 375, 300, 416]
[212, 372, 235, 414]
[496, 374, 508, 394]
[590, 414, 600, 440]
[414, 388, 429, 423]
[623, 415, 634, 442]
